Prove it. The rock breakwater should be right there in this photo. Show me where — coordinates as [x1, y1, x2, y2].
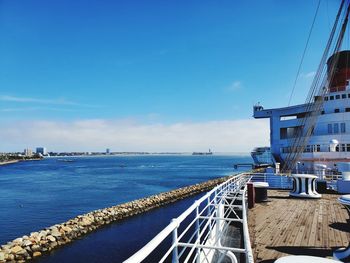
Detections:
[0, 175, 233, 262]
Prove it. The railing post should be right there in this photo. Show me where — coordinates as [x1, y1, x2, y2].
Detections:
[215, 190, 221, 244]
[212, 190, 219, 242]
[207, 196, 212, 240]
[195, 206, 200, 263]
[172, 219, 179, 263]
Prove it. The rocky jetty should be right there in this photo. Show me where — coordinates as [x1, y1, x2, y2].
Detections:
[0, 175, 233, 262]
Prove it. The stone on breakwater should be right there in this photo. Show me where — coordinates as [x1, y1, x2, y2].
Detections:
[21, 241, 31, 248]
[12, 239, 22, 245]
[30, 245, 41, 252]
[50, 230, 61, 238]
[46, 236, 56, 242]
[0, 174, 237, 262]
[10, 246, 23, 254]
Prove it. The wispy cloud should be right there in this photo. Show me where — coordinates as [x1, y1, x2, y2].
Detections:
[226, 81, 243, 92]
[0, 107, 76, 112]
[300, 71, 316, 79]
[0, 95, 100, 108]
[0, 118, 269, 152]
[0, 95, 76, 105]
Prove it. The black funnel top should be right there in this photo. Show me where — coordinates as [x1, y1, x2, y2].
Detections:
[327, 50, 350, 71]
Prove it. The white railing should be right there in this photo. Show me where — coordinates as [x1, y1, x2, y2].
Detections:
[248, 173, 293, 189]
[124, 173, 254, 263]
[250, 172, 341, 191]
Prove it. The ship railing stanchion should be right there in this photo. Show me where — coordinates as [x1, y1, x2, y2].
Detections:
[171, 219, 179, 263]
[215, 189, 221, 246]
[195, 206, 200, 263]
[241, 184, 254, 263]
[207, 195, 213, 240]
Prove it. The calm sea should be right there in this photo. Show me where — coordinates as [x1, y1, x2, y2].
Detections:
[0, 155, 252, 262]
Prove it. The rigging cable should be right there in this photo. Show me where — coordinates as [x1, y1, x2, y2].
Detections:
[283, 5, 350, 173]
[282, 0, 348, 172]
[283, 0, 346, 171]
[288, 0, 321, 107]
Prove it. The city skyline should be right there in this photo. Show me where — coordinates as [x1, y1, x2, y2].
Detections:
[0, 0, 339, 152]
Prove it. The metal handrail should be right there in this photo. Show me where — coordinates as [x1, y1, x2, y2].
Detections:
[124, 173, 252, 263]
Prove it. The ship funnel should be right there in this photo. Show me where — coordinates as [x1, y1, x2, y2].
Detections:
[327, 50, 350, 92]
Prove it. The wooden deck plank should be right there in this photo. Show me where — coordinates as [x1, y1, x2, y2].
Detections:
[287, 201, 308, 247]
[307, 202, 319, 246]
[327, 201, 337, 247]
[251, 192, 297, 261]
[248, 190, 350, 262]
[300, 202, 314, 246]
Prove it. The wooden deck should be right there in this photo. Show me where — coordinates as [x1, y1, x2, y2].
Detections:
[248, 190, 350, 263]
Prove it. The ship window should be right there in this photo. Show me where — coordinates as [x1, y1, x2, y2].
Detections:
[280, 115, 297, 121]
[311, 145, 317, 152]
[336, 145, 340, 152]
[348, 94, 350, 98]
[325, 97, 329, 101]
[342, 94, 347, 99]
[342, 144, 346, 152]
[280, 128, 287, 139]
[336, 95, 341, 99]
[330, 96, 334, 100]
[341, 123, 346, 133]
[282, 147, 291, 153]
[346, 108, 350, 112]
[347, 144, 350, 152]
[335, 108, 340, 113]
[334, 123, 339, 133]
[317, 145, 320, 152]
[305, 145, 311, 152]
[321, 110, 325, 115]
[328, 124, 333, 134]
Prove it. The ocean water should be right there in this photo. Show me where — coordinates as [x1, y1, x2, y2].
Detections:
[0, 154, 252, 262]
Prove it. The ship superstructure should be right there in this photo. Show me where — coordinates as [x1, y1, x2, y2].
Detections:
[250, 147, 273, 166]
[254, 51, 350, 173]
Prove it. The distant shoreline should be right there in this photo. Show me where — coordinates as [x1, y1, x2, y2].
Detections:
[46, 152, 251, 158]
[0, 158, 42, 166]
[0, 160, 19, 166]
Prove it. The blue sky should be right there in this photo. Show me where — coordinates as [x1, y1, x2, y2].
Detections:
[0, 0, 342, 152]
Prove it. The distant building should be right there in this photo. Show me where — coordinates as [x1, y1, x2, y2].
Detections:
[24, 148, 33, 157]
[106, 148, 110, 154]
[36, 147, 47, 155]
